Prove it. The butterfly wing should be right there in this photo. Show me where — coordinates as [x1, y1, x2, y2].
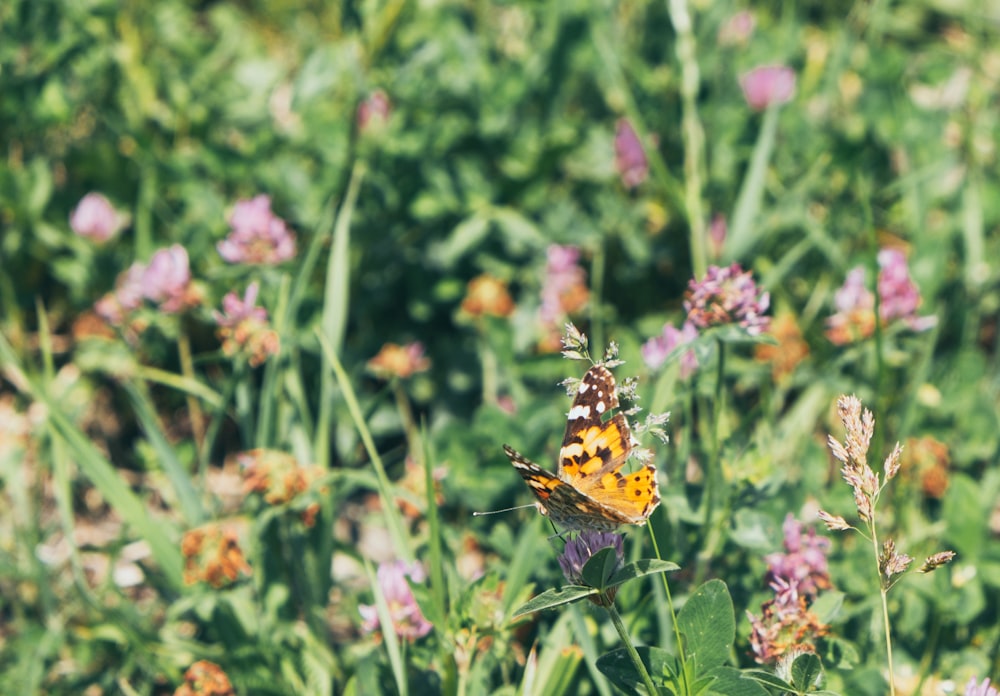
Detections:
[503, 444, 637, 530]
[556, 365, 660, 524]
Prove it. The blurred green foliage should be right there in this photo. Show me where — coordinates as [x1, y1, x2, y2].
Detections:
[1, 0, 999, 693]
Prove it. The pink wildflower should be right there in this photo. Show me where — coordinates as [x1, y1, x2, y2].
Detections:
[94, 245, 196, 324]
[143, 245, 193, 313]
[70, 193, 128, 242]
[214, 282, 279, 367]
[740, 65, 797, 111]
[684, 263, 770, 335]
[641, 321, 699, 378]
[826, 249, 936, 344]
[538, 245, 589, 350]
[359, 561, 433, 641]
[614, 118, 648, 189]
[218, 195, 296, 265]
[966, 677, 999, 696]
[748, 516, 832, 664]
[764, 515, 832, 600]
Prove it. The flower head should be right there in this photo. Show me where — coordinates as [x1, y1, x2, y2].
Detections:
[214, 282, 279, 367]
[359, 561, 433, 641]
[614, 118, 648, 189]
[70, 192, 128, 242]
[965, 677, 999, 696]
[538, 245, 589, 351]
[461, 274, 515, 318]
[239, 449, 323, 526]
[94, 244, 197, 325]
[747, 593, 828, 664]
[174, 660, 236, 696]
[181, 524, 251, 588]
[826, 249, 935, 344]
[764, 514, 832, 600]
[218, 195, 296, 265]
[684, 263, 770, 335]
[367, 342, 431, 379]
[641, 321, 699, 378]
[740, 65, 797, 111]
[143, 245, 194, 313]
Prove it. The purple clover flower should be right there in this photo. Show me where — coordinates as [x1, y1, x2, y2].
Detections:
[218, 195, 296, 265]
[876, 248, 934, 328]
[214, 282, 268, 327]
[359, 561, 433, 641]
[740, 65, 797, 111]
[826, 249, 936, 344]
[94, 244, 195, 324]
[747, 515, 832, 664]
[684, 263, 770, 335]
[764, 514, 832, 600]
[641, 321, 700, 378]
[966, 677, 999, 696]
[213, 282, 279, 366]
[70, 192, 127, 242]
[614, 118, 648, 189]
[143, 245, 192, 313]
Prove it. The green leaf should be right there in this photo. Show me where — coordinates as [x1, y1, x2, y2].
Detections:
[607, 559, 680, 589]
[580, 546, 620, 589]
[677, 579, 735, 671]
[596, 646, 677, 695]
[810, 591, 845, 624]
[512, 586, 598, 617]
[790, 653, 824, 691]
[703, 666, 771, 696]
[741, 669, 796, 690]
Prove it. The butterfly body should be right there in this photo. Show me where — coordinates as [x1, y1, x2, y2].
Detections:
[504, 364, 660, 531]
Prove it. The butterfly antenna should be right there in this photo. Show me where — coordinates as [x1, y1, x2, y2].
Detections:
[472, 503, 538, 517]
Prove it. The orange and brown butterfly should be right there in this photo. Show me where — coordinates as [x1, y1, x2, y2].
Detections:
[503, 364, 661, 531]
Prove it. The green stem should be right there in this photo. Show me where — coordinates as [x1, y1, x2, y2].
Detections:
[666, 0, 707, 278]
[478, 326, 498, 407]
[176, 330, 206, 473]
[696, 339, 726, 583]
[648, 526, 687, 693]
[871, 523, 895, 695]
[392, 380, 421, 468]
[606, 602, 658, 696]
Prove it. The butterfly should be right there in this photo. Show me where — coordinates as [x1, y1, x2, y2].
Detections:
[503, 364, 660, 531]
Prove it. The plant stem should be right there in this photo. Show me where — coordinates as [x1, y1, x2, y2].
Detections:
[648, 526, 688, 694]
[871, 524, 895, 695]
[667, 0, 708, 279]
[696, 339, 726, 584]
[606, 602, 658, 695]
[177, 330, 206, 471]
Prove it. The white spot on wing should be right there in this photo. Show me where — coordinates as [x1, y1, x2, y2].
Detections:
[595, 401, 606, 414]
[568, 404, 590, 420]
